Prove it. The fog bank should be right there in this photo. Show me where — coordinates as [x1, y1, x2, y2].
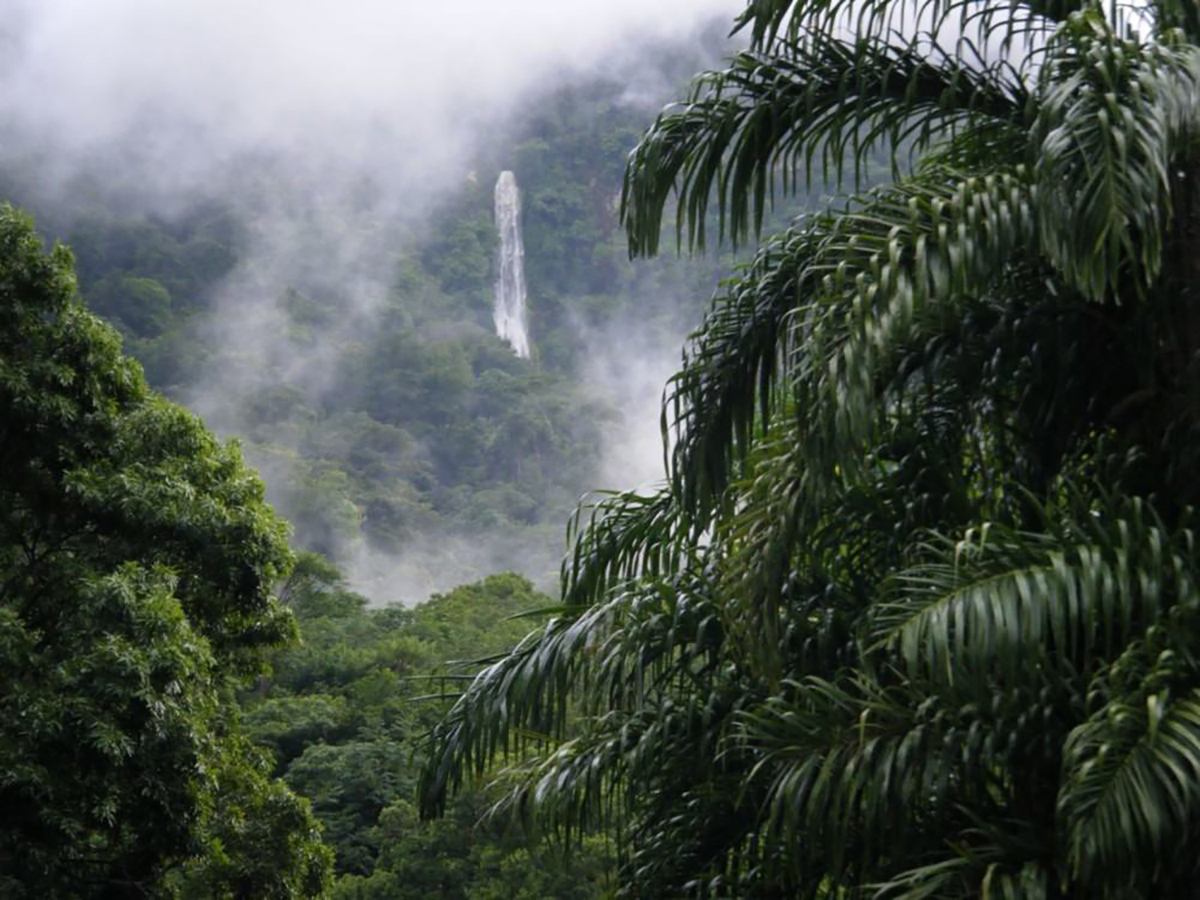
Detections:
[0, 0, 743, 603]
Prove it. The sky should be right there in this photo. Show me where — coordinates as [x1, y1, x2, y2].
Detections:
[0, 0, 740, 203]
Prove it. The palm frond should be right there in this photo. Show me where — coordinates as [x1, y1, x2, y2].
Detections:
[668, 174, 1037, 653]
[418, 571, 724, 819]
[660, 228, 818, 524]
[418, 600, 618, 817]
[871, 853, 978, 900]
[1059, 686, 1200, 890]
[872, 496, 1198, 684]
[872, 852, 1052, 900]
[1033, 13, 1200, 301]
[733, 0, 1086, 54]
[622, 33, 1028, 255]
[666, 170, 1035, 530]
[560, 487, 688, 608]
[487, 677, 741, 851]
[735, 675, 982, 886]
[422, 0, 1200, 893]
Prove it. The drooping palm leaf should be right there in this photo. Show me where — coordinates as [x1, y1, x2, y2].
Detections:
[733, 0, 1091, 51]
[872, 495, 1198, 684]
[1034, 12, 1200, 301]
[420, 569, 724, 818]
[665, 169, 1036, 531]
[622, 31, 1028, 256]
[560, 487, 687, 608]
[1059, 686, 1200, 891]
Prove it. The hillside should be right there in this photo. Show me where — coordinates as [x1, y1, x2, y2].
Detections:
[1, 40, 744, 603]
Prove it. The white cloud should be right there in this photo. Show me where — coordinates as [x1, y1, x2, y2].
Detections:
[1, 0, 738, 189]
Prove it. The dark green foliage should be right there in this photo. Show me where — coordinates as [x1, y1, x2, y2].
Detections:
[421, 207, 495, 296]
[332, 796, 610, 900]
[62, 203, 241, 392]
[89, 274, 174, 335]
[241, 561, 609, 895]
[285, 741, 413, 875]
[169, 735, 333, 899]
[0, 566, 219, 895]
[423, 3, 1200, 897]
[0, 205, 331, 896]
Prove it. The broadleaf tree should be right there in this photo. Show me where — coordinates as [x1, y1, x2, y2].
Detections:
[421, 1, 1200, 896]
[0, 205, 332, 898]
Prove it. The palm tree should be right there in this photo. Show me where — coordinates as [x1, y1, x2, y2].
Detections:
[421, 1, 1200, 896]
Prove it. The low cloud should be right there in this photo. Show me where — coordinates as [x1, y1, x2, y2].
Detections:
[1, 0, 738, 203]
[0, 0, 743, 603]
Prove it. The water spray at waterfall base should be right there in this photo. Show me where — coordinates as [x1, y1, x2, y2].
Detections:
[493, 170, 531, 358]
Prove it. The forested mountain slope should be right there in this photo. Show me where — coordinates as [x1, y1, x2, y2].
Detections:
[0, 25, 757, 892]
[0, 33, 747, 603]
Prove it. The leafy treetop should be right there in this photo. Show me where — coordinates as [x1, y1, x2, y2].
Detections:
[0, 204, 331, 897]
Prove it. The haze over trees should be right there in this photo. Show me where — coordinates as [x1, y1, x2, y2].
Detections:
[422, 1, 1200, 896]
[0, 10, 752, 892]
[0, 21, 736, 898]
[2, 56, 739, 601]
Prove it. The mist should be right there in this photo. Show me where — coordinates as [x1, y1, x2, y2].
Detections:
[0, 0, 743, 604]
[0, 0, 737, 202]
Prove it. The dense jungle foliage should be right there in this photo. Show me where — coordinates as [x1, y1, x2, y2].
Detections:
[253, 557, 612, 898]
[0, 33, 743, 897]
[0, 205, 331, 896]
[422, 0, 1200, 897]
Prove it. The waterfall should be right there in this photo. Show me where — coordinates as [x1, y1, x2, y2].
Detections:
[493, 170, 531, 359]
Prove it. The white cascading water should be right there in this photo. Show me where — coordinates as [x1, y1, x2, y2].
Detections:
[493, 170, 531, 359]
